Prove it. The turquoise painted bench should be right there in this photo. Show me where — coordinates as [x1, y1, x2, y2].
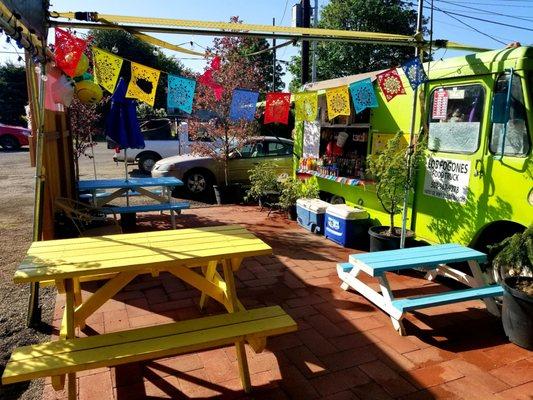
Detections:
[337, 244, 501, 335]
[79, 189, 163, 201]
[101, 202, 190, 229]
[101, 202, 189, 215]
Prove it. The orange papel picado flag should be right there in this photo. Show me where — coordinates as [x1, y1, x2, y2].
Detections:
[326, 86, 351, 119]
[126, 62, 161, 106]
[92, 47, 123, 93]
[294, 91, 318, 122]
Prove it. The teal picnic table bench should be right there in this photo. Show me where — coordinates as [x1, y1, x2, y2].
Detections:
[78, 177, 189, 229]
[337, 244, 503, 335]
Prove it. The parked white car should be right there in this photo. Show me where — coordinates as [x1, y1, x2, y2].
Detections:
[112, 119, 214, 172]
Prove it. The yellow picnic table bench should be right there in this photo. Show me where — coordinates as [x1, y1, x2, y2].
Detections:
[2, 225, 297, 399]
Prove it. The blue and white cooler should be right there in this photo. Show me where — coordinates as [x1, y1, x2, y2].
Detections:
[324, 204, 369, 247]
[296, 198, 330, 234]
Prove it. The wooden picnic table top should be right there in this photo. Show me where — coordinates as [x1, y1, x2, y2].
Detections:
[77, 177, 183, 191]
[15, 225, 272, 283]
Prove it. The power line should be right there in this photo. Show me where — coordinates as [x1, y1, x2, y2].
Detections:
[432, 17, 515, 43]
[436, 0, 533, 8]
[424, 1, 507, 45]
[279, 0, 290, 25]
[432, 8, 533, 32]
[435, 0, 533, 22]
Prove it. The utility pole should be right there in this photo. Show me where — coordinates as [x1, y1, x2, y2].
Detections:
[311, 0, 318, 82]
[300, 0, 311, 85]
[272, 17, 276, 91]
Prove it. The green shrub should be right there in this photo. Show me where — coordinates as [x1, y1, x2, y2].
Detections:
[245, 163, 282, 202]
[278, 177, 319, 210]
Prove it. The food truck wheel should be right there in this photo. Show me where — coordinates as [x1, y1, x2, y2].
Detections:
[329, 195, 345, 205]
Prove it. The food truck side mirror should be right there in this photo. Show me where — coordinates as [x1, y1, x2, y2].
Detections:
[491, 92, 510, 124]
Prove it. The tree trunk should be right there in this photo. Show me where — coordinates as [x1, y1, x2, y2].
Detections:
[389, 212, 395, 236]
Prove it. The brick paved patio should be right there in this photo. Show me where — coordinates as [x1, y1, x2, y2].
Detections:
[44, 205, 532, 399]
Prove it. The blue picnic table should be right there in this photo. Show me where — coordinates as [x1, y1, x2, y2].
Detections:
[337, 244, 502, 335]
[77, 177, 187, 229]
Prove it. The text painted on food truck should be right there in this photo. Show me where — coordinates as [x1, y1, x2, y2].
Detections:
[423, 157, 471, 203]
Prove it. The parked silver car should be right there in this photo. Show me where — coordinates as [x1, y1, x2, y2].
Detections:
[152, 136, 294, 197]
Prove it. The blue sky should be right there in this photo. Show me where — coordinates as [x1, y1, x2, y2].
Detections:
[1, 0, 532, 87]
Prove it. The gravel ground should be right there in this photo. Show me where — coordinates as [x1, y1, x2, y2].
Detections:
[0, 148, 55, 400]
[0, 143, 213, 400]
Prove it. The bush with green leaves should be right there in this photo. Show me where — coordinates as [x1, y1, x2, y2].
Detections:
[492, 226, 533, 278]
[366, 131, 426, 236]
[245, 163, 282, 202]
[278, 177, 319, 210]
[491, 226, 533, 296]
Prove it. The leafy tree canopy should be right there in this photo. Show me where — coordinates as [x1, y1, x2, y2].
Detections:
[289, 0, 422, 90]
[190, 17, 285, 183]
[0, 62, 28, 126]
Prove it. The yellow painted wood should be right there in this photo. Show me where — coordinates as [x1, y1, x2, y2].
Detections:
[2, 307, 297, 385]
[168, 266, 226, 305]
[235, 341, 251, 393]
[199, 261, 218, 310]
[29, 234, 260, 262]
[27, 225, 247, 250]
[222, 260, 239, 313]
[64, 279, 76, 400]
[16, 230, 271, 282]
[42, 272, 119, 287]
[73, 279, 82, 307]
[10, 306, 290, 361]
[74, 272, 137, 327]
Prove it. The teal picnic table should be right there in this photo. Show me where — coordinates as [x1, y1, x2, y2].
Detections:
[78, 177, 188, 229]
[337, 244, 503, 335]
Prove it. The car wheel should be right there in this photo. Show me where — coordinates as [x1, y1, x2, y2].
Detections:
[184, 170, 212, 197]
[0, 135, 21, 151]
[138, 153, 160, 173]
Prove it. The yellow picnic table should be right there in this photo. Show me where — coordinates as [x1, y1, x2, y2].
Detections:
[6, 225, 297, 399]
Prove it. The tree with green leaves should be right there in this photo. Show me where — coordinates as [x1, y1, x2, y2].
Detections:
[89, 29, 187, 109]
[288, 0, 422, 90]
[0, 62, 28, 126]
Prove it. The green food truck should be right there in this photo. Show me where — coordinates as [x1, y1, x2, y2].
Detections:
[294, 46, 533, 254]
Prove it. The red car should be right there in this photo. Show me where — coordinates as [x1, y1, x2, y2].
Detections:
[0, 123, 31, 150]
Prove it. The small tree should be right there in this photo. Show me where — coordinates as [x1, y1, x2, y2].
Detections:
[367, 131, 425, 236]
[189, 17, 273, 185]
[68, 98, 102, 179]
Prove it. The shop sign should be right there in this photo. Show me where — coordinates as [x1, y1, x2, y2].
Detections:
[432, 89, 449, 119]
[303, 121, 320, 158]
[423, 156, 471, 203]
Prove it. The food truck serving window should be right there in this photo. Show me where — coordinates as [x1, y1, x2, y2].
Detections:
[428, 85, 485, 154]
[489, 72, 530, 157]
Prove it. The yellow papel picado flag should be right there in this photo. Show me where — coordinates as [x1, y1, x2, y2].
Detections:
[294, 91, 318, 122]
[326, 86, 351, 119]
[92, 47, 123, 94]
[126, 62, 161, 106]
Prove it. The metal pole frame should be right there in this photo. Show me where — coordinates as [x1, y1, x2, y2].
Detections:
[27, 56, 47, 326]
[400, 0, 424, 248]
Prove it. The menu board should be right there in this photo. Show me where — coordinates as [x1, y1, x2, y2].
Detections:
[432, 89, 449, 120]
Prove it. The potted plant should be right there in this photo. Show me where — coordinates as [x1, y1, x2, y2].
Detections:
[491, 226, 533, 350]
[245, 163, 282, 207]
[279, 177, 319, 220]
[366, 131, 425, 251]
